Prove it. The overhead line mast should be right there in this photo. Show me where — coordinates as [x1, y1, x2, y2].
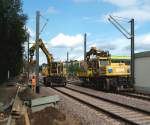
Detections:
[35, 11, 40, 93]
[108, 15, 135, 84]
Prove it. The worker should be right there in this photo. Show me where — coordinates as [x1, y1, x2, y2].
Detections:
[31, 76, 36, 93]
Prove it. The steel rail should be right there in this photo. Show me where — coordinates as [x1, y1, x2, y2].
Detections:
[52, 87, 150, 125]
[117, 91, 150, 101]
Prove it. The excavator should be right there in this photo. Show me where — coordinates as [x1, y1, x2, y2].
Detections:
[29, 39, 67, 86]
[77, 47, 132, 91]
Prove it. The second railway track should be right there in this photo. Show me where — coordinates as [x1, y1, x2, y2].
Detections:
[68, 81, 150, 102]
[117, 91, 150, 101]
[53, 86, 150, 125]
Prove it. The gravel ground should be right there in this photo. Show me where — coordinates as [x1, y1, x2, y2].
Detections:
[0, 82, 18, 125]
[41, 87, 125, 125]
[19, 87, 81, 125]
[0, 84, 17, 105]
[67, 84, 150, 113]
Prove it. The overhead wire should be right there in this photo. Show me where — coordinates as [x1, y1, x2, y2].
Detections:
[108, 15, 131, 39]
[111, 15, 130, 21]
[109, 15, 131, 36]
[39, 14, 49, 35]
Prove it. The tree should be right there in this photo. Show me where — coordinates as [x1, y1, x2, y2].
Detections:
[0, 0, 27, 82]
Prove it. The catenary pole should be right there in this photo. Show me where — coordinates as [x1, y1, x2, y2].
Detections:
[27, 33, 30, 80]
[108, 16, 135, 85]
[36, 11, 40, 93]
[131, 19, 135, 84]
[84, 33, 87, 61]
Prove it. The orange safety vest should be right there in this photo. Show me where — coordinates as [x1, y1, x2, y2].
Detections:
[32, 78, 36, 86]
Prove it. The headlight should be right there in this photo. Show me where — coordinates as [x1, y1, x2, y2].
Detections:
[108, 68, 113, 73]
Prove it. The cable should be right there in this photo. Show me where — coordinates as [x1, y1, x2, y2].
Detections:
[108, 18, 130, 39]
[109, 15, 131, 36]
[40, 14, 48, 20]
[39, 14, 49, 35]
[112, 15, 130, 21]
[39, 19, 48, 35]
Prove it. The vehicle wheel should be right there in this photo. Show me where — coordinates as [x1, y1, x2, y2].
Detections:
[116, 86, 120, 92]
[63, 82, 66, 86]
[50, 82, 53, 87]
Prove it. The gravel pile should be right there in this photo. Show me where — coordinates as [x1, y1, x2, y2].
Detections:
[42, 87, 124, 125]
[67, 84, 150, 113]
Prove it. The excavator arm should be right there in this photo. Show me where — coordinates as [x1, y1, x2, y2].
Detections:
[29, 39, 66, 86]
[29, 43, 36, 64]
[29, 39, 53, 74]
[38, 39, 53, 65]
[86, 47, 110, 61]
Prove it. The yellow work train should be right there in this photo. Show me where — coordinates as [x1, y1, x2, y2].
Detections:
[77, 47, 132, 91]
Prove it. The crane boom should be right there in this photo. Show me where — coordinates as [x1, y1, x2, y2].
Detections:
[86, 47, 110, 62]
[29, 39, 53, 74]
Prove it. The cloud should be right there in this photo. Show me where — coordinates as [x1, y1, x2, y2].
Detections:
[73, 46, 83, 52]
[50, 33, 84, 48]
[87, 38, 128, 55]
[111, 9, 150, 22]
[134, 33, 150, 51]
[103, 0, 150, 22]
[27, 27, 35, 38]
[32, 33, 150, 64]
[47, 6, 59, 14]
[123, 33, 150, 52]
[88, 40, 117, 50]
[87, 32, 150, 56]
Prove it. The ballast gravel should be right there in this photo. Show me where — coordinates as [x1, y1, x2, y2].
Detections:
[41, 87, 125, 125]
[67, 84, 150, 113]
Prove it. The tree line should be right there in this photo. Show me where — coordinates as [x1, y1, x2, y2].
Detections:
[0, 0, 27, 82]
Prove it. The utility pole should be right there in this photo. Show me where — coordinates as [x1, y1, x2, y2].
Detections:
[67, 51, 69, 63]
[131, 19, 134, 84]
[67, 51, 69, 77]
[84, 33, 87, 61]
[27, 33, 30, 80]
[36, 11, 40, 93]
[108, 16, 135, 85]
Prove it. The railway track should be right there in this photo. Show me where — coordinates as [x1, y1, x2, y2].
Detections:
[53, 86, 150, 125]
[68, 81, 150, 102]
[117, 91, 150, 101]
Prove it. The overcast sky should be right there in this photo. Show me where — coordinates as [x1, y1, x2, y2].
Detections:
[23, 0, 150, 64]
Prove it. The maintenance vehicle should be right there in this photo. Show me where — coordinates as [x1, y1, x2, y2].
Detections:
[77, 47, 132, 91]
[29, 39, 66, 86]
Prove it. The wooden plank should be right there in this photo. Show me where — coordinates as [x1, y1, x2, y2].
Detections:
[24, 107, 30, 125]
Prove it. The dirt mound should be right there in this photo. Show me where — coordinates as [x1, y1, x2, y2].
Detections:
[28, 106, 81, 125]
[29, 106, 65, 125]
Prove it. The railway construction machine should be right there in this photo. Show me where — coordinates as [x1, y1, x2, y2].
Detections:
[29, 39, 66, 86]
[77, 47, 132, 91]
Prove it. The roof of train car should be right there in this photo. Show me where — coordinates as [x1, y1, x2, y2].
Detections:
[111, 56, 130, 60]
